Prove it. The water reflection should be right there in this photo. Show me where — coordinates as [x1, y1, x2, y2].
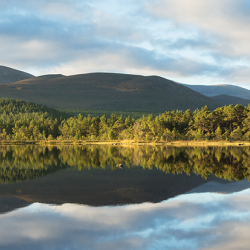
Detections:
[1, 189, 250, 250]
[0, 145, 250, 183]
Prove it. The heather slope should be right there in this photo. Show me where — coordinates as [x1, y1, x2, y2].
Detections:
[0, 72, 221, 111]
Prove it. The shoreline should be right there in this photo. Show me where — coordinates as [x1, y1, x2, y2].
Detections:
[0, 140, 249, 147]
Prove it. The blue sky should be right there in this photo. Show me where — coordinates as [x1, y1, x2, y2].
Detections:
[1, 0, 250, 89]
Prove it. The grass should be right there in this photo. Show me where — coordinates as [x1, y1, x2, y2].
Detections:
[1, 139, 249, 147]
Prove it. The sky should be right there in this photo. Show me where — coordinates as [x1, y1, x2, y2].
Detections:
[1, 0, 250, 89]
[1, 188, 250, 249]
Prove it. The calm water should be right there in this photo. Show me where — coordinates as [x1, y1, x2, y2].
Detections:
[0, 145, 250, 249]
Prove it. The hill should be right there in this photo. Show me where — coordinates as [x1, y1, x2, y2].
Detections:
[14, 74, 65, 84]
[0, 72, 222, 112]
[0, 98, 70, 136]
[182, 84, 250, 100]
[0, 65, 34, 84]
[57, 108, 161, 119]
[211, 95, 250, 107]
[0, 98, 69, 119]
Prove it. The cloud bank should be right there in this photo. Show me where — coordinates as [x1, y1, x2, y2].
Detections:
[1, 0, 250, 88]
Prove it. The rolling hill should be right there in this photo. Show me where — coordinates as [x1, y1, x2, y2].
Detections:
[0, 72, 222, 112]
[211, 95, 250, 107]
[0, 98, 70, 120]
[182, 84, 250, 100]
[0, 65, 34, 83]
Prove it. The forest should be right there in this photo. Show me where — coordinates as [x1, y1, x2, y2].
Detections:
[0, 98, 250, 141]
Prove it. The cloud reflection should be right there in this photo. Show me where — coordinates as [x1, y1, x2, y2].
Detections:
[1, 190, 250, 249]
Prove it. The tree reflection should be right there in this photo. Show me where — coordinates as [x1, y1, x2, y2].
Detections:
[0, 145, 250, 183]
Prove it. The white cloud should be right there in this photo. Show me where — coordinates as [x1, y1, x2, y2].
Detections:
[1, 189, 250, 249]
[146, 0, 250, 58]
[1, 0, 250, 88]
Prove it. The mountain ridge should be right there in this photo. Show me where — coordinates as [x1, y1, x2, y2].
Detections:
[0, 65, 34, 83]
[0, 72, 222, 111]
[182, 83, 250, 100]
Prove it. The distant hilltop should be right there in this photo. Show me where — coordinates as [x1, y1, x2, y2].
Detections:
[181, 83, 250, 101]
[0, 69, 221, 111]
[0, 65, 34, 84]
[0, 65, 249, 111]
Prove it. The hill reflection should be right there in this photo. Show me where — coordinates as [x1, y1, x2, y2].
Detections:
[1, 189, 250, 250]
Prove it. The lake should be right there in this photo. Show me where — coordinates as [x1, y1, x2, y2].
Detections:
[0, 145, 250, 249]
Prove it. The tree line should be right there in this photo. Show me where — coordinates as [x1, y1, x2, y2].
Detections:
[0, 98, 250, 141]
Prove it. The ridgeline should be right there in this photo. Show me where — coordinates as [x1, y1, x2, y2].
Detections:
[0, 71, 221, 112]
[0, 65, 34, 84]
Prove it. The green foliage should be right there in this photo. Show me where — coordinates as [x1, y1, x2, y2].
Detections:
[0, 99, 250, 142]
[194, 128, 204, 141]
[230, 126, 242, 141]
[214, 126, 222, 141]
[0, 98, 69, 140]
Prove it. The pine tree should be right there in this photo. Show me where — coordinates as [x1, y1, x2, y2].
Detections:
[215, 126, 222, 141]
[230, 126, 242, 141]
[194, 128, 204, 141]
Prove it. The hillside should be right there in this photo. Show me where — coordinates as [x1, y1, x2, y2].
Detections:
[0, 65, 34, 83]
[182, 84, 250, 100]
[14, 74, 64, 84]
[0, 98, 69, 119]
[0, 72, 222, 112]
[211, 95, 250, 107]
[0, 98, 70, 136]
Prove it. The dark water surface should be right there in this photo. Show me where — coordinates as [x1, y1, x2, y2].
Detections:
[0, 145, 250, 249]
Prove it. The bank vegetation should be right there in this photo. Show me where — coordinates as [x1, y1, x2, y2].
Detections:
[0, 98, 250, 143]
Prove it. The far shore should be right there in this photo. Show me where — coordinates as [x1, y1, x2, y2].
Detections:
[0, 139, 249, 147]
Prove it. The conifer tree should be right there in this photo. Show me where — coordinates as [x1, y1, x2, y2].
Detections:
[215, 126, 222, 141]
[230, 126, 242, 141]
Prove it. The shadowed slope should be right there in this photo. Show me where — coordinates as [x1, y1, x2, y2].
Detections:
[0, 65, 34, 84]
[183, 84, 250, 100]
[0, 72, 222, 111]
[211, 95, 250, 107]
